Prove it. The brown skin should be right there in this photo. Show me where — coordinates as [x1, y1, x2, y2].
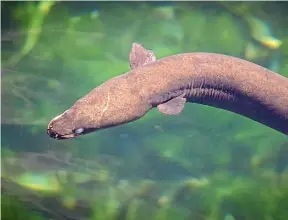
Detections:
[47, 73, 153, 139]
[47, 43, 288, 139]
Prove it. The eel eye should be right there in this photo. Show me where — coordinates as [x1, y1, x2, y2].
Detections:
[73, 128, 84, 134]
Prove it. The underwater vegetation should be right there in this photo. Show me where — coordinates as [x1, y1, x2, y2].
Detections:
[2, 149, 288, 220]
[1, 1, 288, 220]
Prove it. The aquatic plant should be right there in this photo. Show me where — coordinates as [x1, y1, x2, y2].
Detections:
[1, 194, 45, 220]
[1, 1, 287, 220]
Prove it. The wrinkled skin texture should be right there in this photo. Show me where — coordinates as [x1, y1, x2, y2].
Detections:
[47, 43, 288, 139]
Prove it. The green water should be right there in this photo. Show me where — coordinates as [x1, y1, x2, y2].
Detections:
[1, 1, 288, 220]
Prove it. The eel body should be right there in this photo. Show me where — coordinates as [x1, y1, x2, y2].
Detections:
[47, 43, 288, 139]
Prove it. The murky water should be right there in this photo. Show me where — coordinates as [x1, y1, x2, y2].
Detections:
[1, 2, 288, 220]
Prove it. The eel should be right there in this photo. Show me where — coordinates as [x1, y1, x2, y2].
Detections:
[47, 43, 288, 139]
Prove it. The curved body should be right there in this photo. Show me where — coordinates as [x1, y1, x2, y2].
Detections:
[136, 52, 288, 134]
[47, 43, 288, 139]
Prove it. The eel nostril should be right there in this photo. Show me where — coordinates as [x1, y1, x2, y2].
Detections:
[47, 128, 59, 139]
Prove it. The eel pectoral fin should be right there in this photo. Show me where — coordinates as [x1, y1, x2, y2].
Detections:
[129, 42, 156, 69]
[157, 95, 186, 115]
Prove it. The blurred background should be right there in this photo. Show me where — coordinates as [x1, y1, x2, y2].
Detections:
[1, 1, 288, 220]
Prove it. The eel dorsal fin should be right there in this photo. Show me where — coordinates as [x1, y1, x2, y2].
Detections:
[129, 42, 156, 69]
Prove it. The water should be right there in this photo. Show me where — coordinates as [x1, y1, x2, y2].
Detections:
[1, 1, 288, 220]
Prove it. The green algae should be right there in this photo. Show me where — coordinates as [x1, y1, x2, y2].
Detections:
[1, 1, 288, 220]
[1, 194, 45, 220]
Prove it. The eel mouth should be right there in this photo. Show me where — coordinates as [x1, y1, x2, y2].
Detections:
[47, 127, 79, 140]
[47, 111, 79, 140]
